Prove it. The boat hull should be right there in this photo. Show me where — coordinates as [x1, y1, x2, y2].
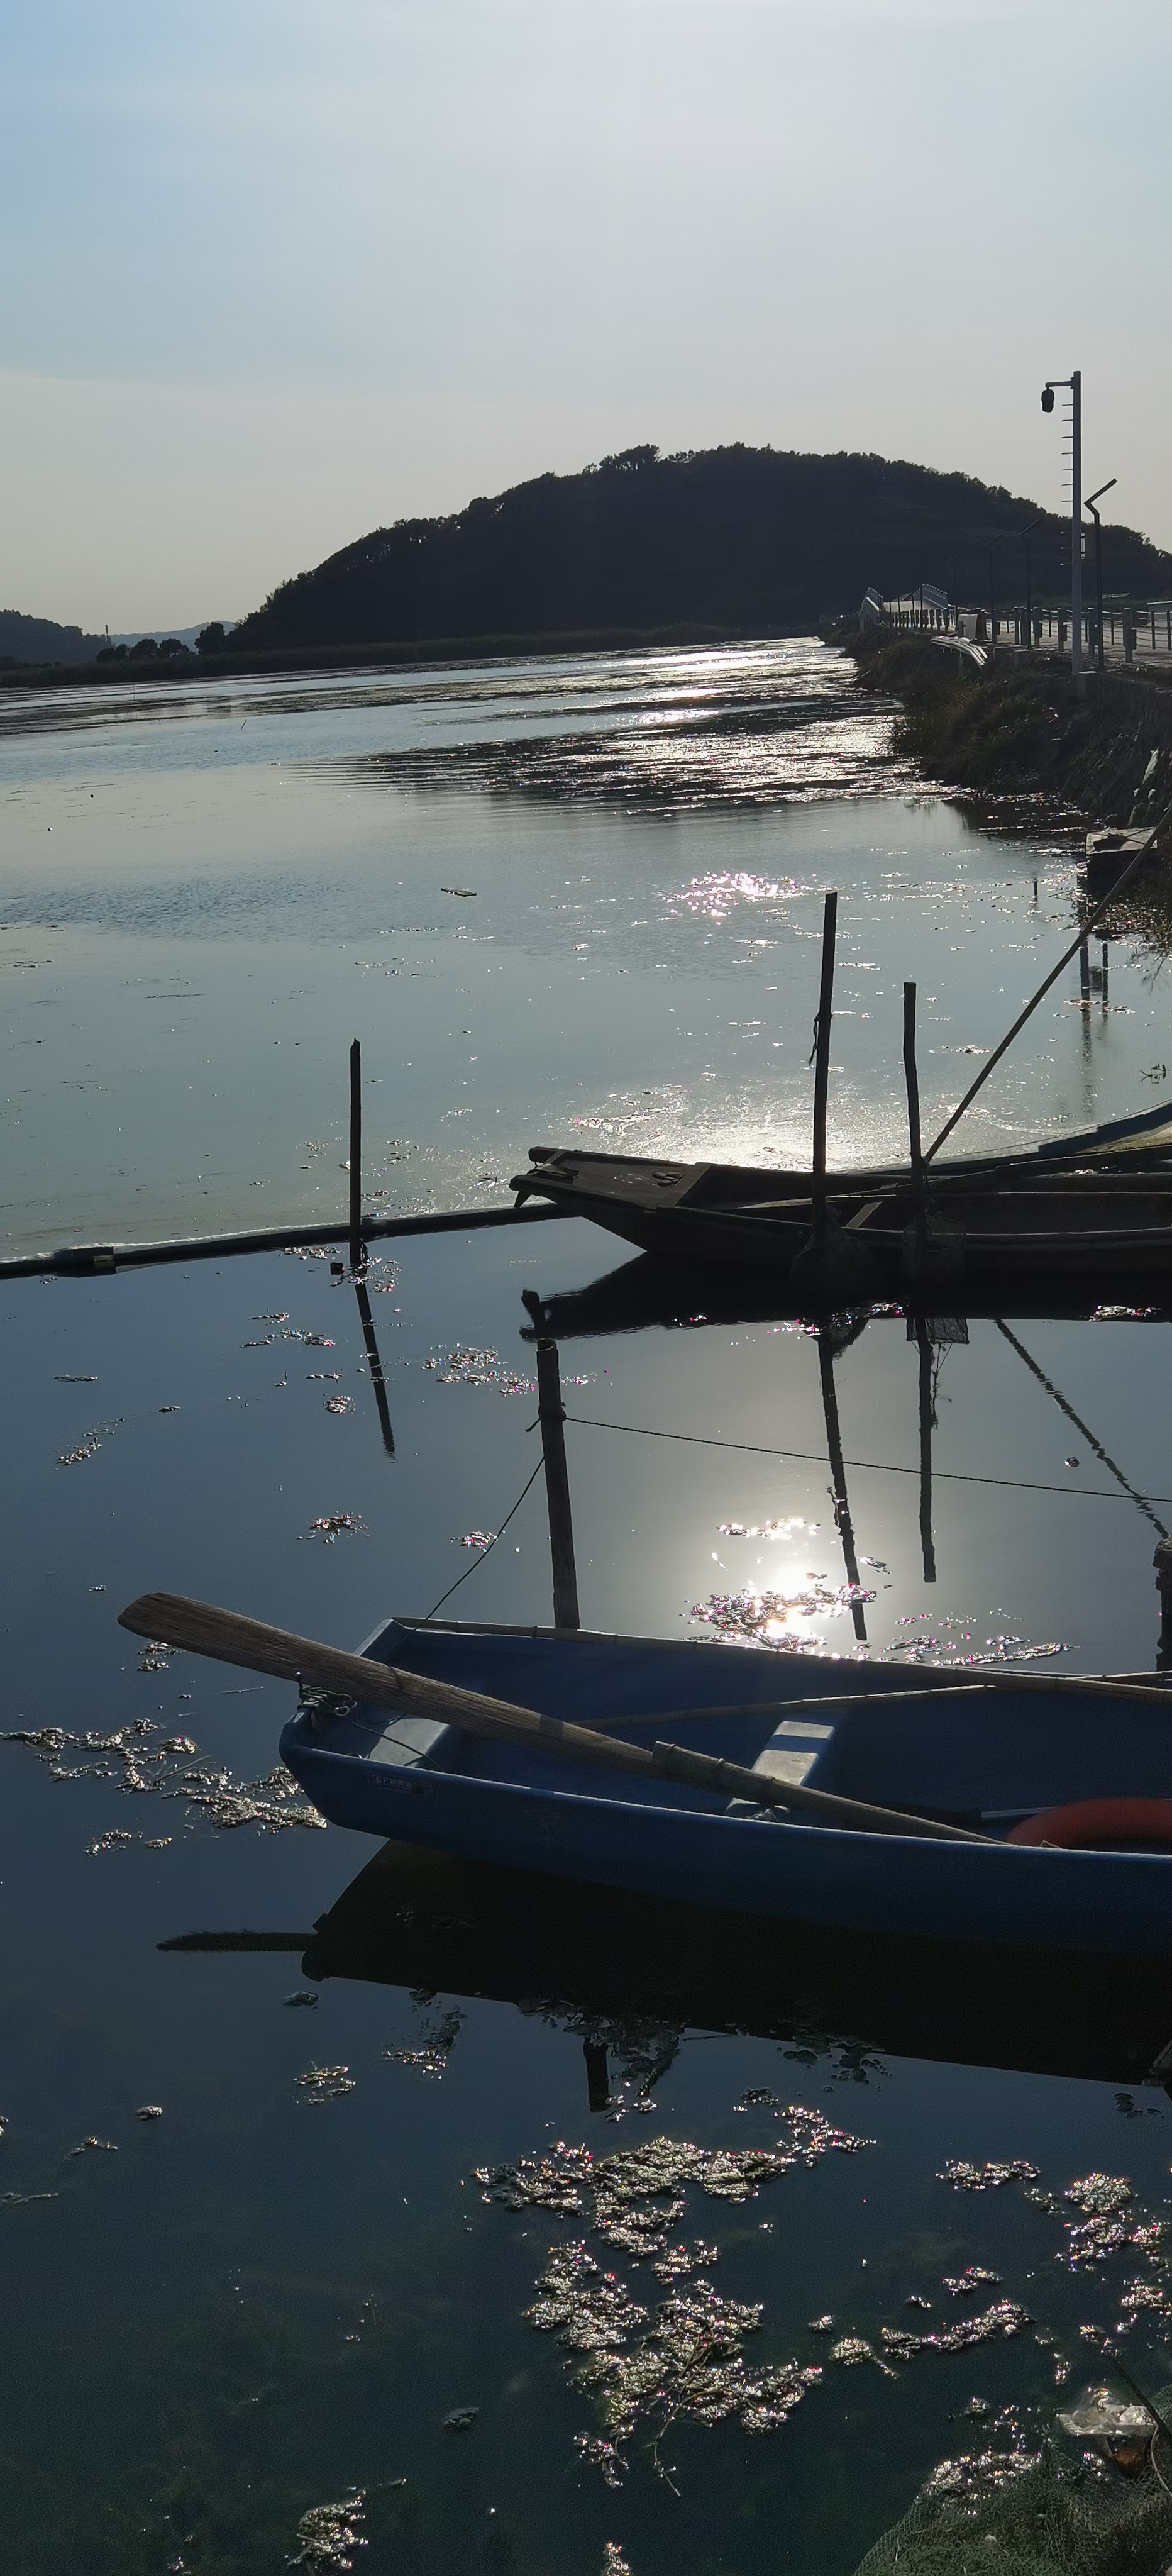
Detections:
[280, 1622, 1172, 1962]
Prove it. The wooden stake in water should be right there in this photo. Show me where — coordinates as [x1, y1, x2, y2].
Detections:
[536, 1337, 580, 1631]
[810, 891, 838, 1220]
[349, 1038, 363, 1274]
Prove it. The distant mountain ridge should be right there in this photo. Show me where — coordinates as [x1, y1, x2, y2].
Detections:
[231, 444, 1172, 653]
[0, 609, 106, 666]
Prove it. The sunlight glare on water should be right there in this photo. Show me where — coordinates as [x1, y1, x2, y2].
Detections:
[0, 636, 1161, 1252]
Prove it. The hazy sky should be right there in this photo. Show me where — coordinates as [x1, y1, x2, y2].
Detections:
[3, 0, 1169, 630]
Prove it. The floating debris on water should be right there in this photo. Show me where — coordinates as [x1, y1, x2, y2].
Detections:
[943, 2265, 1002, 2296]
[295, 2065, 356, 2104]
[477, 2114, 871, 2252]
[284, 1990, 318, 2009]
[456, 1530, 495, 1550]
[67, 2137, 117, 2158]
[3, 1718, 322, 1838]
[55, 1374, 97, 1383]
[1058, 2172, 1162, 2270]
[652, 2241, 721, 2284]
[692, 1580, 875, 1645]
[304, 1513, 364, 1543]
[601, 2548, 631, 2576]
[892, 1616, 1066, 1668]
[528, 2242, 820, 2473]
[717, 1516, 820, 1541]
[57, 1417, 123, 1467]
[382, 2045, 449, 2080]
[442, 2406, 479, 2431]
[287, 2493, 366, 2569]
[135, 2106, 163, 2121]
[876, 2301, 1031, 2363]
[324, 1396, 355, 1415]
[938, 2158, 1041, 2191]
[1, 2190, 58, 2207]
[423, 1346, 536, 1397]
[478, 2115, 870, 2479]
[136, 1641, 171, 1673]
[831, 2334, 890, 2373]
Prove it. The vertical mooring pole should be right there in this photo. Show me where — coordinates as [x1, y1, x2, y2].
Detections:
[1154, 1538, 1172, 1670]
[349, 1038, 363, 1274]
[810, 890, 838, 1223]
[536, 1337, 580, 1630]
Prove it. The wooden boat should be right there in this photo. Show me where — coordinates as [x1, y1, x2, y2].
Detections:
[509, 1143, 1172, 1289]
[512, 1094, 1172, 1228]
[279, 1617, 1172, 1961]
[162, 1833, 1172, 2093]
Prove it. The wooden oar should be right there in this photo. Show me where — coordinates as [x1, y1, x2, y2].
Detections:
[117, 1592, 988, 1845]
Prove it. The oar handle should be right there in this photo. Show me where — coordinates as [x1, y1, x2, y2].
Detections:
[118, 1591, 622, 1752]
[118, 1592, 986, 1842]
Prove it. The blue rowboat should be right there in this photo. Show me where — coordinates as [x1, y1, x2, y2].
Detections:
[279, 1618, 1172, 1962]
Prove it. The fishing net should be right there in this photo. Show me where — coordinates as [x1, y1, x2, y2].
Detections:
[853, 2387, 1172, 2576]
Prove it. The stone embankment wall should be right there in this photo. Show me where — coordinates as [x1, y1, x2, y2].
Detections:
[837, 631, 1172, 841]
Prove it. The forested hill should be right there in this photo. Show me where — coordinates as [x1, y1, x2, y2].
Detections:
[232, 445, 1172, 652]
[0, 609, 105, 666]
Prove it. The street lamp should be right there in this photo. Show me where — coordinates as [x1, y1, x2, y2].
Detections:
[1041, 370, 1082, 687]
[1084, 477, 1117, 675]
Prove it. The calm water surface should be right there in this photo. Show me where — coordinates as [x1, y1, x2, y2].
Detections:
[3, 644, 1172, 2575]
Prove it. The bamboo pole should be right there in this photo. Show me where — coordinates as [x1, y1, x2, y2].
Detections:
[536, 1338, 580, 1630]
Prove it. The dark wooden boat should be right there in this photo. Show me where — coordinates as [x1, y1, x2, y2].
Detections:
[509, 1101, 1172, 1290]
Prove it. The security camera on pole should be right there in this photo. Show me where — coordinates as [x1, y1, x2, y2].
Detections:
[1041, 370, 1082, 691]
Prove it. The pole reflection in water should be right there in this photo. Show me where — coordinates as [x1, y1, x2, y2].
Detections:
[994, 1316, 1168, 1538]
[815, 1323, 868, 1643]
[354, 1275, 395, 1455]
[914, 1316, 937, 1584]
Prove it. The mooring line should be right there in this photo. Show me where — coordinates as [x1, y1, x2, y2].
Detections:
[561, 1412, 1172, 1506]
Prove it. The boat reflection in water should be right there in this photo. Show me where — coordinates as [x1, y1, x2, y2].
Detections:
[519, 1256, 1171, 1345]
[162, 1834, 1172, 2105]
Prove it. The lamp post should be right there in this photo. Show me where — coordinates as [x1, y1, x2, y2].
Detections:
[1042, 370, 1082, 686]
[1083, 477, 1117, 675]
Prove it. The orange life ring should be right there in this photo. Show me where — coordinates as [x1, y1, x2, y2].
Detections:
[1008, 1797, 1172, 1850]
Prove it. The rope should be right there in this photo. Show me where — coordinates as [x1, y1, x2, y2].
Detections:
[420, 1457, 546, 1621]
[561, 1412, 1172, 1506]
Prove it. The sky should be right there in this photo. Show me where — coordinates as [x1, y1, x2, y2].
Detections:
[3, 0, 1169, 632]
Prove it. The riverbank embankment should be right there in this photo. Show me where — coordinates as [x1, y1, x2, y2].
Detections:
[836, 628, 1172, 847]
